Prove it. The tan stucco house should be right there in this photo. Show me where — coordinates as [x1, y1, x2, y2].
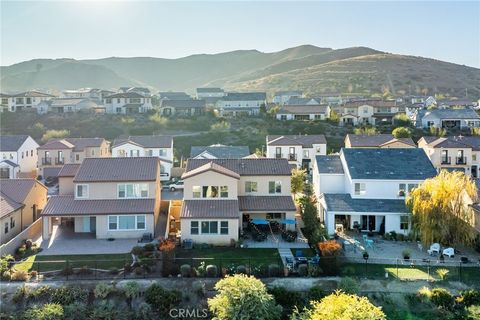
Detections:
[0, 179, 48, 244]
[41, 157, 162, 240]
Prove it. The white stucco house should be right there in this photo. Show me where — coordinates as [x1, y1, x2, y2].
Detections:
[103, 92, 153, 114]
[216, 92, 266, 116]
[0, 91, 55, 113]
[313, 148, 437, 235]
[273, 91, 303, 105]
[0, 135, 39, 179]
[417, 108, 480, 129]
[276, 105, 330, 121]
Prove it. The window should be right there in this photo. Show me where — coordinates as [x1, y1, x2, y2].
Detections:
[473, 154, 477, 161]
[201, 221, 218, 234]
[269, 181, 282, 194]
[316, 147, 322, 153]
[398, 183, 406, 197]
[193, 186, 201, 198]
[400, 215, 409, 230]
[31, 150, 33, 157]
[280, 115, 287, 120]
[220, 186, 228, 198]
[354, 183, 366, 195]
[75, 154, 80, 161]
[4, 223, 8, 234]
[303, 150, 309, 158]
[266, 213, 282, 219]
[220, 221, 228, 235]
[245, 181, 258, 193]
[146, 150, 153, 156]
[407, 184, 418, 193]
[136, 215, 145, 229]
[91, 149, 95, 156]
[21, 152, 24, 159]
[140, 184, 148, 198]
[275, 147, 282, 157]
[76, 184, 89, 198]
[108, 216, 117, 230]
[10, 217, 15, 228]
[108, 215, 146, 230]
[191, 221, 199, 235]
[159, 149, 167, 157]
[202, 186, 219, 198]
[118, 184, 148, 198]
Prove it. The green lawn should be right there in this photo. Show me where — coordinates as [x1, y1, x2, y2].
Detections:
[14, 254, 131, 272]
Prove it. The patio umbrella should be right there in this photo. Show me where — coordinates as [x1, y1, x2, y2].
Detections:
[251, 219, 269, 225]
[280, 219, 296, 225]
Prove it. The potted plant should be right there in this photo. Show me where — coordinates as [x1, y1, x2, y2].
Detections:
[402, 249, 411, 261]
[362, 251, 369, 259]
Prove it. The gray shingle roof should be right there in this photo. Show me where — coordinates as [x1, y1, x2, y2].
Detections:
[74, 157, 159, 182]
[65, 138, 106, 151]
[180, 200, 239, 219]
[342, 148, 437, 180]
[197, 88, 224, 93]
[11, 91, 55, 98]
[342, 99, 397, 108]
[0, 135, 30, 151]
[158, 92, 191, 100]
[58, 164, 81, 177]
[238, 196, 296, 212]
[41, 195, 155, 216]
[112, 135, 172, 148]
[346, 134, 416, 147]
[190, 145, 250, 159]
[185, 158, 291, 176]
[223, 92, 266, 101]
[161, 99, 206, 108]
[0, 160, 18, 167]
[267, 134, 327, 147]
[423, 108, 480, 120]
[322, 193, 406, 213]
[286, 97, 319, 105]
[38, 139, 74, 150]
[315, 155, 344, 174]
[277, 105, 329, 114]
[106, 92, 145, 99]
[421, 136, 480, 151]
[0, 194, 24, 218]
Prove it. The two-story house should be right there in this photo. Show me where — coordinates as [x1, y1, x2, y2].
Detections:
[285, 97, 320, 106]
[160, 99, 206, 117]
[0, 135, 39, 179]
[1, 91, 55, 112]
[103, 92, 153, 114]
[313, 148, 437, 235]
[41, 157, 162, 240]
[191, 145, 250, 159]
[0, 179, 48, 245]
[112, 135, 174, 181]
[417, 108, 480, 129]
[196, 88, 225, 106]
[216, 92, 267, 116]
[273, 91, 303, 105]
[418, 136, 480, 178]
[344, 134, 416, 148]
[37, 138, 110, 178]
[37, 98, 103, 114]
[275, 105, 330, 121]
[336, 99, 404, 126]
[266, 134, 327, 170]
[178, 158, 296, 245]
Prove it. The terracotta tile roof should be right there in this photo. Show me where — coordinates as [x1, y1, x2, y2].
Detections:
[73, 157, 159, 182]
[58, 164, 81, 177]
[182, 162, 240, 180]
[267, 134, 327, 147]
[238, 196, 296, 212]
[41, 195, 155, 216]
[346, 134, 416, 147]
[185, 158, 292, 176]
[180, 200, 239, 219]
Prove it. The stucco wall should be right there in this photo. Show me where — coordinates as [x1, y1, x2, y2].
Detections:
[180, 218, 239, 245]
[183, 171, 239, 200]
[238, 175, 291, 196]
[74, 181, 157, 200]
[95, 214, 154, 239]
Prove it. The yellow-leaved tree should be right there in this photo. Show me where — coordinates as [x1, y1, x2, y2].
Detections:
[407, 170, 477, 246]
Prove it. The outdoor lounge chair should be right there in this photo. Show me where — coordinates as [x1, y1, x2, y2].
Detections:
[443, 247, 455, 258]
[427, 243, 440, 255]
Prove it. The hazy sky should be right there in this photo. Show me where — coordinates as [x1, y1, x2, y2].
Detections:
[1, 1, 479, 67]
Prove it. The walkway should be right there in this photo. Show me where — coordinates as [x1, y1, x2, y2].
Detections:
[278, 248, 294, 268]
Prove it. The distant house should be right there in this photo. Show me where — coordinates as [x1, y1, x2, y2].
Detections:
[437, 99, 475, 109]
[112, 135, 174, 181]
[418, 108, 480, 129]
[37, 138, 110, 178]
[190, 145, 250, 159]
[0, 91, 55, 113]
[119, 87, 151, 96]
[62, 88, 114, 101]
[196, 88, 225, 105]
[266, 134, 327, 170]
[158, 92, 192, 101]
[216, 92, 266, 116]
[0, 179, 48, 245]
[103, 92, 153, 114]
[0, 135, 39, 179]
[314, 94, 343, 105]
[285, 97, 320, 106]
[335, 99, 405, 126]
[160, 99, 206, 117]
[273, 91, 303, 105]
[38, 98, 103, 114]
[276, 105, 330, 121]
[344, 134, 416, 148]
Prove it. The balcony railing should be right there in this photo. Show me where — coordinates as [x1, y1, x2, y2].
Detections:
[441, 156, 451, 165]
[42, 157, 52, 165]
[456, 156, 467, 165]
[55, 157, 65, 165]
[275, 154, 283, 159]
[288, 154, 297, 161]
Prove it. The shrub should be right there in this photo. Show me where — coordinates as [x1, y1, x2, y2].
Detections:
[50, 286, 88, 305]
[12, 285, 30, 303]
[206, 265, 218, 277]
[268, 263, 280, 277]
[308, 285, 326, 301]
[94, 282, 115, 299]
[28, 285, 52, 302]
[25, 239, 33, 250]
[459, 289, 480, 307]
[180, 264, 192, 277]
[2, 270, 11, 281]
[22, 303, 64, 320]
[195, 261, 206, 277]
[131, 246, 144, 256]
[144, 283, 180, 316]
[269, 286, 305, 319]
[338, 277, 359, 294]
[401, 249, 411, 259]
[16, 245, 27, 257]
[436, 268, 449, 280]
[123, 281, 140, 299]
[298, 264, 308, 277]
[64, 302, 88, 320]
[417, 286, 432, 302]
[135, 302, 154, 320]
[11, 270, 29, 281]
[133, 266, 143, 275]
[143, 243, 155, 252]
[192, 281, 206, 297]
[467, 305, 480, 319]
[29, 270, 38, 279]
[236, 265, 247, 274]
[318, 240, 342, 256]
[430, 288, 454, 309]
[91, 301, 123, 320]
[123, 263, 132, 273]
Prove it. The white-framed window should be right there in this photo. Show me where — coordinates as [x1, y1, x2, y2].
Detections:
[159, 149, 167, 157]
[108, 215, 146, 230]
[266, 213, 282, 219]
[191, 221, 199, 235]
[400, 215, 409, 230]
[117, 184, 148, 198]
[202, 186, 219, 198]
[398, 183, 406, 197]
[220, 221, 228, 235]
[354, 183, 366, 195]
[201, 221, 218, 234]
[220, 186, 228, 198]
[193, 186, 201, 198]
[407, 184, 418, 193]
[76, 184, 89, 198]
[4, 222, 8, 234]
[245, 181, 258, 193]
[10, 217, 15, 228]
[269, 181, 282, 194]
[280, 115, 287, 120]
[75, 154, 80, 161]
[146, 150, 153, 156]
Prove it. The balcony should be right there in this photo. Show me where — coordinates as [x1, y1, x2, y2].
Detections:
[275, 153, 283, 159]
[441, 156, 451, 165]
[288, 153, 297, 161]
[456, 156, 467, 165]
[55, 157, 65, 165]
[42, 157, 52, 165]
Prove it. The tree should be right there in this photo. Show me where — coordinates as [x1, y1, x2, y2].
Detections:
[41, 129, 70, 143]
[407, 171, 478, 246]
[392, 127, 411, 138]
[292, 291, 386, 320]
[291, 168, 306, 199]
[208, 274, 282, 320]
[328, 110, 340, 124]
[354, 127, 377, 135]
[393, 113, 411, 127]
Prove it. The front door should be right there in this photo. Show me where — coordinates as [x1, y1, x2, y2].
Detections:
[90, 217, 96, 232]
[472, 165, 478, 178]
[361, 215, 376, 231]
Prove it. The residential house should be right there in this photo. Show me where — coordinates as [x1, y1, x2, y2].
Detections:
[276, 105, 330, 121]
[160, 99, 206, 117]
[313, 148, 437, 235]
[103, 92, 153, 114]
[273, 91, 303, 105]
[62, 88, 114, 101]
[336, 99, 405, 126]
[437, 99, 475, 109]
[179, 158, 296, 245]
[314, 94, 343, 105]
[266, 134, 327, 170]
[112, 135, 173, 181]
[191, 145, 250, 159]
[417, 108, 480, 129]
[216, 92, 266, 116]
[0, 135, 39, 179]
[344, 134, 416, 148]
[119, 87, 151, 96]
[41, 157, 162, 240]
[285, 97, 320, 106]
[418, 135, 480, 177]
[37, 98, 103, 114]
[158, 92, 192, 101]
[196, 88, 225, 105]
[37, 138, 110, 178]
[1, 91, 55, 113]
[0, 179, 48, 244]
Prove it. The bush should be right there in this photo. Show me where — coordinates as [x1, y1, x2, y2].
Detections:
[29, 270, 38, 279]
[436, 268, 449, 280]
[467, 305, 480, 319]
[28, 285, 52, 302]
[131, 246, 144, 256]
[135, 302, 154, 320]
[180, 264, 192, 277]
[298, 264, 308, 277]
[64, 302, 88, 320]
[206, 265, 218, 277]
[143, 243, 155, 252]
[94, 282, 115, 299]
[417, 286, 432, 302]
[2, 270, 11, 281]
[11, 270, 29, 281]
[269, 286, 305, 319]
[308, 285, 326, 301]
[123, 281, 140, 299]
[338, 277, 359, 294]
[22, 303, 64, 320]
[430, 288, 454, 309]
[192, 281, 206, 297]
[236, 265, 247, 274]
[50, 286, 88, 305]
[12, 285, 30, 304]
[16, 245, 27, 257]
[459, 289, 480, 307]
[123, 263, 132, 273]
[268, 263, 280, 277]
[133, 266, 144, 275]
[144, 283, 180, 316]
[91, 301, 123, 320]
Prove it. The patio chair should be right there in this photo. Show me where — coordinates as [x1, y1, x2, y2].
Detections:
[443, 247, 455, 258]
[362, 234, 368, 243]
[427, 243, 440, 255]
[295, 250, 304, 258]
[365, 239, 374, 250]
[138, 233, 153, 243]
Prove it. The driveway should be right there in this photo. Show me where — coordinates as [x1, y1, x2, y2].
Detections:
[38, 224, 137, 256]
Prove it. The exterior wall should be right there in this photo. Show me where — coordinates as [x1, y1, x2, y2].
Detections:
[180, 218, 239, 245]
[7, 96, 53, 112]
[17, 137, 39, 174]
[22, 182, 48, 229]
[266, 145, 303, 168]
[0, 209, 23, 244]
[95, 214, 154, 239]
[183, 171, 239, 200]
[421, 116, 480, 129]
[74, 181, 158, 200]
[238, 175, 291, 196]
[323, 210, 407, 235]
[347, 179, 425, 199]
[315, 174, 345, 196]
[276, 113, 327, 121]
[419, 145, 472, 175]
[38, 148, 73, 176]
[59, 177, 75, 195]
[0, 163, 19, 179]
[104, 97, 153, 114]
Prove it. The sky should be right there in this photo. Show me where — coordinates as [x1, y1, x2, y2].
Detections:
[1, 1, 479, 68]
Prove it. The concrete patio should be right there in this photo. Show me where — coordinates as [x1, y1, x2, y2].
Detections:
[243, 234, 309, 249]
[37, 224, 138, 256]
